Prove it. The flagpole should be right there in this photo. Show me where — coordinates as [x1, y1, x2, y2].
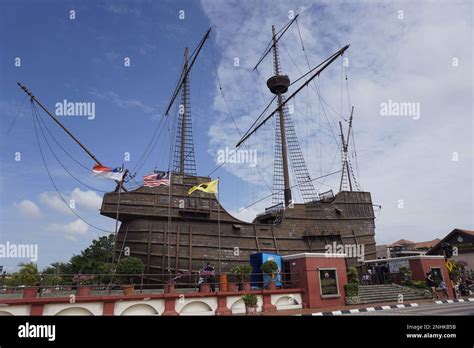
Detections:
[111, 169, 126, 265]
[217, 177, 221, 273]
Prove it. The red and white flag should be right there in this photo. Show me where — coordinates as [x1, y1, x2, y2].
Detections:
[92, 165, 124, 181]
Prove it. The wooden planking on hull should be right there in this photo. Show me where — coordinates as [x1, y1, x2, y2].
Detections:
[105, 174, 377, 273]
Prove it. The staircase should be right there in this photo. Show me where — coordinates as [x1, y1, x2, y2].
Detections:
[358, 284, 428, 304]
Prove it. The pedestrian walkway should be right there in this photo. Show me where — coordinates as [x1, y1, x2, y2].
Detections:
[261, 297, 474, 316]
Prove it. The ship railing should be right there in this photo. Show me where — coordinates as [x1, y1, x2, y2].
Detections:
[0, 271, 300, 297]
[256, 202, 284, 217]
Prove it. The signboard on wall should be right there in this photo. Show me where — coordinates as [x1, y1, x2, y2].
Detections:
[388, 259, 410, 273]
[319, 269, 339, 296]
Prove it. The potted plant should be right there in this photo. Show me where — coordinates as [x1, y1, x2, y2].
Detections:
[344, 267, 360, 304]
[242, 293, 258, 315]
[73, 274, 95, 297]
[231, 264, 252, 291]
[3, 275, 15, 294]
[116, 257, 145, 295]
[13, 263, 40, 298]
[261, 260, 279, 290]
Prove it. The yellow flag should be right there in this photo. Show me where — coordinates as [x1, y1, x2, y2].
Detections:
[446, 260, 455, 272]
[188, 179, 219, 194]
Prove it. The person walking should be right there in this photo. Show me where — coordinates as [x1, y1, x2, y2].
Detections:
[439, 280, 449, 298]
[426, 272, 439, 299]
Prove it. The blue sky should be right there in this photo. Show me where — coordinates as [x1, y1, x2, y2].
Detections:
[0, 0, 472, 271]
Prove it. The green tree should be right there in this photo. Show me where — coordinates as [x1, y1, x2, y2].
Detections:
[116, 257, 145, 284]
[68, 234, 115, 274]
[41, 234, 116, 285]
[42, 262, 72, 285]
[13, 263, 40, 286]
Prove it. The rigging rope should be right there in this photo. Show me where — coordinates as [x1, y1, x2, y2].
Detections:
[288, 25, 343, 153]
[5, 95, 28, 135]
[34, 106, 92, 172]
[206, 42, 273, 193]
[240, 170, 342, 211]
[31, 102, 114, 233]
[33, 104, 109, 192]
[129, 113, 168, 179]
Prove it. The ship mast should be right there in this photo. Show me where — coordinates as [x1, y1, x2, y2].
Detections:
[339, 106, 354, 192]
[164, 28, 211, 176]
[269, 25, 292, 207]
[173, 47, 196, 175]
[237, 20, 350, 204]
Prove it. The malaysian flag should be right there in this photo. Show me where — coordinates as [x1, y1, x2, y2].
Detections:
[143, 171, 170, 187]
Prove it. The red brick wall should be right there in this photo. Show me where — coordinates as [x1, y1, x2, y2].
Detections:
[288, 256, 347, 309]
[410, 258, 453, 297]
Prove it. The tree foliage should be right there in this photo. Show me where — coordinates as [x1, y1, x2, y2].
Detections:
[230, 264, 252, 282]
[347, 267, 359, 284]
[12, 263, 40, 286]
[115, 257, 145, 284]
[260, 260, 278, 275]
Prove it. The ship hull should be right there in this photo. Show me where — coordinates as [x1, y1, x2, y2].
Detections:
[101, 174, 376, 276]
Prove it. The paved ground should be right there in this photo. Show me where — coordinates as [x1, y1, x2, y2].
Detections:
[348, 301, 474, 316]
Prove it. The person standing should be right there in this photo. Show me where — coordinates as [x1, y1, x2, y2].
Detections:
[439, 280, 449, 298]
[204, 262, 216, 292]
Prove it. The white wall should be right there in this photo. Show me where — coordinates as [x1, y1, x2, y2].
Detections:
[115, 300, 165, 316]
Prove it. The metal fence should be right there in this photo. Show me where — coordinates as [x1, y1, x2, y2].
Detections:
[0, 271, 299, 297]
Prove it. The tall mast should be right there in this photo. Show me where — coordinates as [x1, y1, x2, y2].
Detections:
[270, 25, 292, 207]
[173, 47, 196, 176]
[164, 28, 210, 176]
[339, 106, 354, 192]
[179, 47, 189, 174]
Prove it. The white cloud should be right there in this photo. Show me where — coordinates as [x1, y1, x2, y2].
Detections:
[14, 200, 41, 219]
[39, 192, 72, 215]
[90, 89, 157, 115]
[39, 188, 102, 214]
[71, 188, 102, 211]
[201, 0, 473, 243]
[47, 219, 89, 241]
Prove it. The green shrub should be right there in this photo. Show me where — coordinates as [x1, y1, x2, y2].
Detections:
[344, 283, 359, 297]
[260, 260, 278, 276]
[399, 266, 412, 282]
[242, 293, 258, 307]
[116, 257, 145, 284]
[230, 264, 252, 282]
[401, 280, 413, 287]
[401, 279, 428, 289]
[411, 280, 429, 289]
[347, 267, 359, 284]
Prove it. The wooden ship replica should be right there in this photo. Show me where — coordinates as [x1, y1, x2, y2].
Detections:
[17, 16, 377, 279]
[100, 19, 377, 276]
